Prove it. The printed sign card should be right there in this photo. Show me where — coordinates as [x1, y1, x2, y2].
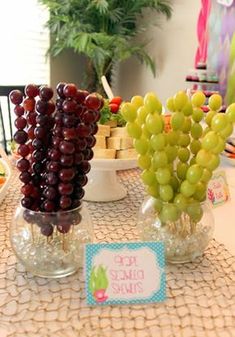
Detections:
[85, 242, 166, 306]
[207, 170, 230, 207]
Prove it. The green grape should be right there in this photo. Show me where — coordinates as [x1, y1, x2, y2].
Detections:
[211, 136, 225, 154]
[178, 147, 190, 162]
[147, 185, 159, 198]
[177, 162, 189, 180]
[191, 91, 206, 107]
[190, 156, 197, 166]
[150, 133, 166, 151]
[170, 175, 179, 192]
[174, 193, 188, 211]
[146, 113, 163, 134]
[193, 181, 207, 201]
[201, 131, 219, 151]
[165, 145, 178, 162]
[140, 169, 156, 186]
[191, 122, 203, 139]
[211, 113, 228, 132]
[192, 107, 204, 122]
[180, 180, 196, 197]
[137, 106, 148, 124]
[141, 124, 151, 139]
[159, 184, 174, 202]
[138, 154, 151, 169]
[187, 202, 203, 222]
[226, 103, 235, 123]
[134, 138, 149, 155]
[166, 97, 175, 112]
[173, 91, 188, 111]
[196, 149, 212, 167]
[205, 110, 216, 126]
[121, 103, 137, 122]
[201, 168, 212, 183]
[160, 204, 180, 222]
[182, 101, 193, 116]
[153, 198, 162, 213]
[190, 139, 201, 155]
[182, 117, 192, 133]
[131, 95, 144, 109]
[126, 122, 142, 139]
[167, 130, 179, 145]
[219, 122, 233, 139]
[178, 133, 190, 147]
[152, 151, 168, 169]
[170, 112, 185, 130]
[206, 154, 220, 171]
[186, 164, 202, 184]
[156, 167, 171, 184]
[208, 94, 222, 111]
[144, 92, 162, 114]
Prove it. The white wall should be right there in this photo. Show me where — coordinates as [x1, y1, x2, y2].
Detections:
[114, 0, 201, 106]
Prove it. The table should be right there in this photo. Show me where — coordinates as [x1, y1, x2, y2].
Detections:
[0, 169, 234, 337]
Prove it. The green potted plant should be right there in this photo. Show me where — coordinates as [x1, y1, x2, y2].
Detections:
[39, 0, 172, 94]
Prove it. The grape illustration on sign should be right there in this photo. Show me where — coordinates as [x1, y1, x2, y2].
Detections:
[89, 265, 109, 303]
[85, 242, 165, 306]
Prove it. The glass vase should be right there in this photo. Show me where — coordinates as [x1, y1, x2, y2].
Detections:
[138, 197, 214, 263]
[10, 204, 92, 278]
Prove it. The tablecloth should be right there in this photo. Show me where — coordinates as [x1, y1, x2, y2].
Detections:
[0, 169, 234, 337]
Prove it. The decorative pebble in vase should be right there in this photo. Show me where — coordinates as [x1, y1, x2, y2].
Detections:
[9, 83, 103, 277]
[121, 91, 235, 263]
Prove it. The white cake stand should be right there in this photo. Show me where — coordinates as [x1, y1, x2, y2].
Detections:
[84, 158, 137, 202]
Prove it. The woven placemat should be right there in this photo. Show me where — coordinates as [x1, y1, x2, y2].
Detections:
[0, 169, 234, 337]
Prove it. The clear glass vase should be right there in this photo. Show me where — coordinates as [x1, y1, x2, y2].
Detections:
[138, 197, 214, 263]
[10, 204, 93, 278]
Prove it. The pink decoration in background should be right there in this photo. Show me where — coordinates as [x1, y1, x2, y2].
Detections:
[195, 0, 211, 67]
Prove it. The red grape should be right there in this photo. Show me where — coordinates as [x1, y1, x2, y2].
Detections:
[62, 99, 77, 113]
[62, 128, 77, 140]
[43, 200, 56, 212]
[46, 101, 56, 115]
[59, 196, 72, 210]
[48, 161, 60, 173]
[19, 171, 31, 184]
[32, 138, 44, 150]
[74, 152, 84, 165]
[36, 100, 48, 114]
[60, 155, 74, 167]
[21, 184, 34, 197]
[76, 123, 91, 137]
[39, 85, 54, 101]
[76, 174, 88, 186]
[49, 149, 61, 161]
[58, 182, 73, 195]
[25, 84, 39, 98]
[14, 130, 28, 144]
[76, 138, 87, 151]
[81, 110, 97, 123]
[34, 127, 46, 139]
[26, 112, 37, 126]
[63, 114, 77, 127]
[43, 186, 57, 200]
[32, 150, 45, 161]
[23, 97, 35, 112]
[85, 93, 102, 110]
[14, 105, 24, 117]
[21, 197, 33, 209]
[14, 117, 27, 130]
[46, 172, 58, 185]
[59, 168, 76, 182]
[56, 82, 66, 98]
[17, 144, 30, 157]
[59, 141, 75, 155]
[63, 83, 77, 98]
[86, 135, 96, 147]
[41, 224, 53, 236]
[28, 126, 35, 140]
[10, 90, 23, 105]
[36, 115, 49, 126]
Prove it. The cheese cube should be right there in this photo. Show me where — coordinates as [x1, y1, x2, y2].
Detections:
[96, 124, 110, 137]
[94, 136, 106, 149]
[107, 137, 121, 150]
[116, 148, 137, 159]
[110, 127, 128, 137]
[120, 137, 133, 149]
[93, 148, 116, 159]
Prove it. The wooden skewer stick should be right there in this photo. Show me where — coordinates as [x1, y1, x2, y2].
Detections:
[101, 76, 114, 100]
